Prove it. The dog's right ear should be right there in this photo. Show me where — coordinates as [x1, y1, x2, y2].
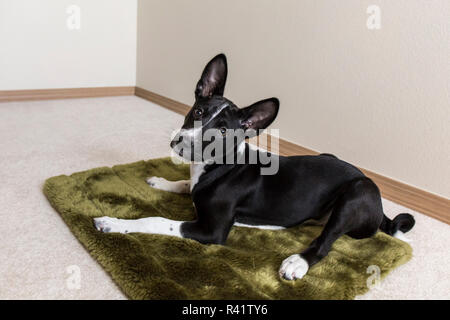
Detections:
[195, 54, 228, 99]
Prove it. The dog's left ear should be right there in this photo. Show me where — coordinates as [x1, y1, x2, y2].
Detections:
[195, 54, 228, 99]
[239, 98, 279, 134]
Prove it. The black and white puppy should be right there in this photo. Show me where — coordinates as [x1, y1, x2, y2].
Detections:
[94, 54, 415, 280]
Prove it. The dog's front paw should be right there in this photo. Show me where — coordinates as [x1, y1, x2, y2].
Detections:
[146, 176, 190, 193]
[94, 216, 128, 234]
[146, 176, 167, 189]
[279, 254, 309, 280]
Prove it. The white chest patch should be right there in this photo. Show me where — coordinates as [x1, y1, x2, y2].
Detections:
[190, 162, 207, 191]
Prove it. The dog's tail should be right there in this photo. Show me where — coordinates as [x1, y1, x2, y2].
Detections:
[380, 213, 415, 236]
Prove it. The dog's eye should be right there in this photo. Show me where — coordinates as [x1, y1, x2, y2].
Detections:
[194, 108, 203, 117]
[220, 127, 227, 136]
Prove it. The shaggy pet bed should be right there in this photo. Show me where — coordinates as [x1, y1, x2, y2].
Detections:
[43, 157, 412, 299]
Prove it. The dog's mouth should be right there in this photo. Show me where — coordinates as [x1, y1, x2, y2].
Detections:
[170, 139, 208, 163]
[171, 138, 199, 161]
[170, 139, 184, 157]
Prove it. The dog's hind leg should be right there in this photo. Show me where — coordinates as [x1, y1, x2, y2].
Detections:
[279, 178, 384, 280]
[146, 176, 190, 194]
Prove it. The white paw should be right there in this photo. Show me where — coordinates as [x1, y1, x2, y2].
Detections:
[94, 216, 128, 234]
[146, 177, 190, 193]
[146, 176, 168, 189]
[279, 254, 309, 280]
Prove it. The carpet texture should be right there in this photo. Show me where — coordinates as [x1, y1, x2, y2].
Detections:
[43, 157, 412, 300]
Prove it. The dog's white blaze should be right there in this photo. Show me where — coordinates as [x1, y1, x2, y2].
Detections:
[181, 127, 202, 142]
[233, 222, 285, 230]
[94, 216, 184, 238]
[183, 103, 230, 141]
[202, 103, 229, 127]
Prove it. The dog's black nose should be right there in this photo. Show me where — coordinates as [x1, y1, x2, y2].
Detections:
[171, 139, 181, 149]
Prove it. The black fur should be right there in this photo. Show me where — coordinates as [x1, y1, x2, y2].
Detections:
[173, 54, 415, 271]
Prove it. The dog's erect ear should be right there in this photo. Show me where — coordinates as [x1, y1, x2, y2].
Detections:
[239, 98, 279, 133]
[195, 54, 228, 99]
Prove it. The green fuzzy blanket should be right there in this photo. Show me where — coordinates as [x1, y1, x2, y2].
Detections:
[43, 157, 412, 299]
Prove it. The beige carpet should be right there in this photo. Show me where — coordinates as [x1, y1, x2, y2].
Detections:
[0, 96, 448, 299]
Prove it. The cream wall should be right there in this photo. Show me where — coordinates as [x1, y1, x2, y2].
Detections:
[136, 0, 450, 199]
[0, 0, 137, 89]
